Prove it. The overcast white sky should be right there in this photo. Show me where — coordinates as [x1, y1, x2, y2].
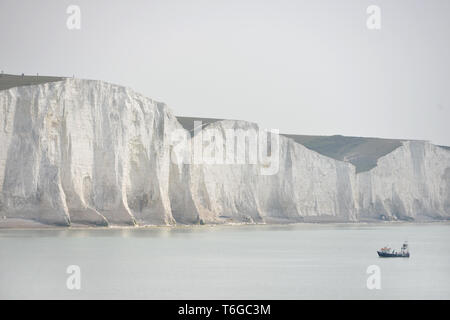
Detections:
[1, 0, 449, 145]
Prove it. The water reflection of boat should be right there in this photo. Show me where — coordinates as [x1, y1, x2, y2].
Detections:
[377, 242, 410, 258]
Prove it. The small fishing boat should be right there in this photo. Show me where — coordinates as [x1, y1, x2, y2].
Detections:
[377, 242, 410, 258]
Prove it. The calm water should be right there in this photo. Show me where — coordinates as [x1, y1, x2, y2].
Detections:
[0, 223, 449, 299]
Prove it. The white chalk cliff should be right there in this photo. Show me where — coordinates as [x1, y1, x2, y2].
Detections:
[357, 141, 450, 221]
[0, 79, 449, 226]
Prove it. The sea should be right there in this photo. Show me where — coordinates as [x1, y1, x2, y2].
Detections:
[0, 222, 449, 299]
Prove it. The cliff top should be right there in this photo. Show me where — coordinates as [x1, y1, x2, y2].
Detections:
[177, 117, 422, 173]
[1, 75, 447, 173]
[0, 73, 65, 91]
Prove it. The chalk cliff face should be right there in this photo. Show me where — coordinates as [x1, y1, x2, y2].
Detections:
[357, 141, 450, 221]
[0, 79, 449, 226]
[0, 79, 181, 226]
[173, 120, 358, 224]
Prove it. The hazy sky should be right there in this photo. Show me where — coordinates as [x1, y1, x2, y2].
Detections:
[1, 0, 449, 145]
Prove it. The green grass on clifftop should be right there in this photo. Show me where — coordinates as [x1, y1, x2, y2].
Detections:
[0, 73, 64, 91]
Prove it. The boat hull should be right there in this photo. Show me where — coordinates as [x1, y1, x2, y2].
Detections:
[377, 251, 410, 258]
